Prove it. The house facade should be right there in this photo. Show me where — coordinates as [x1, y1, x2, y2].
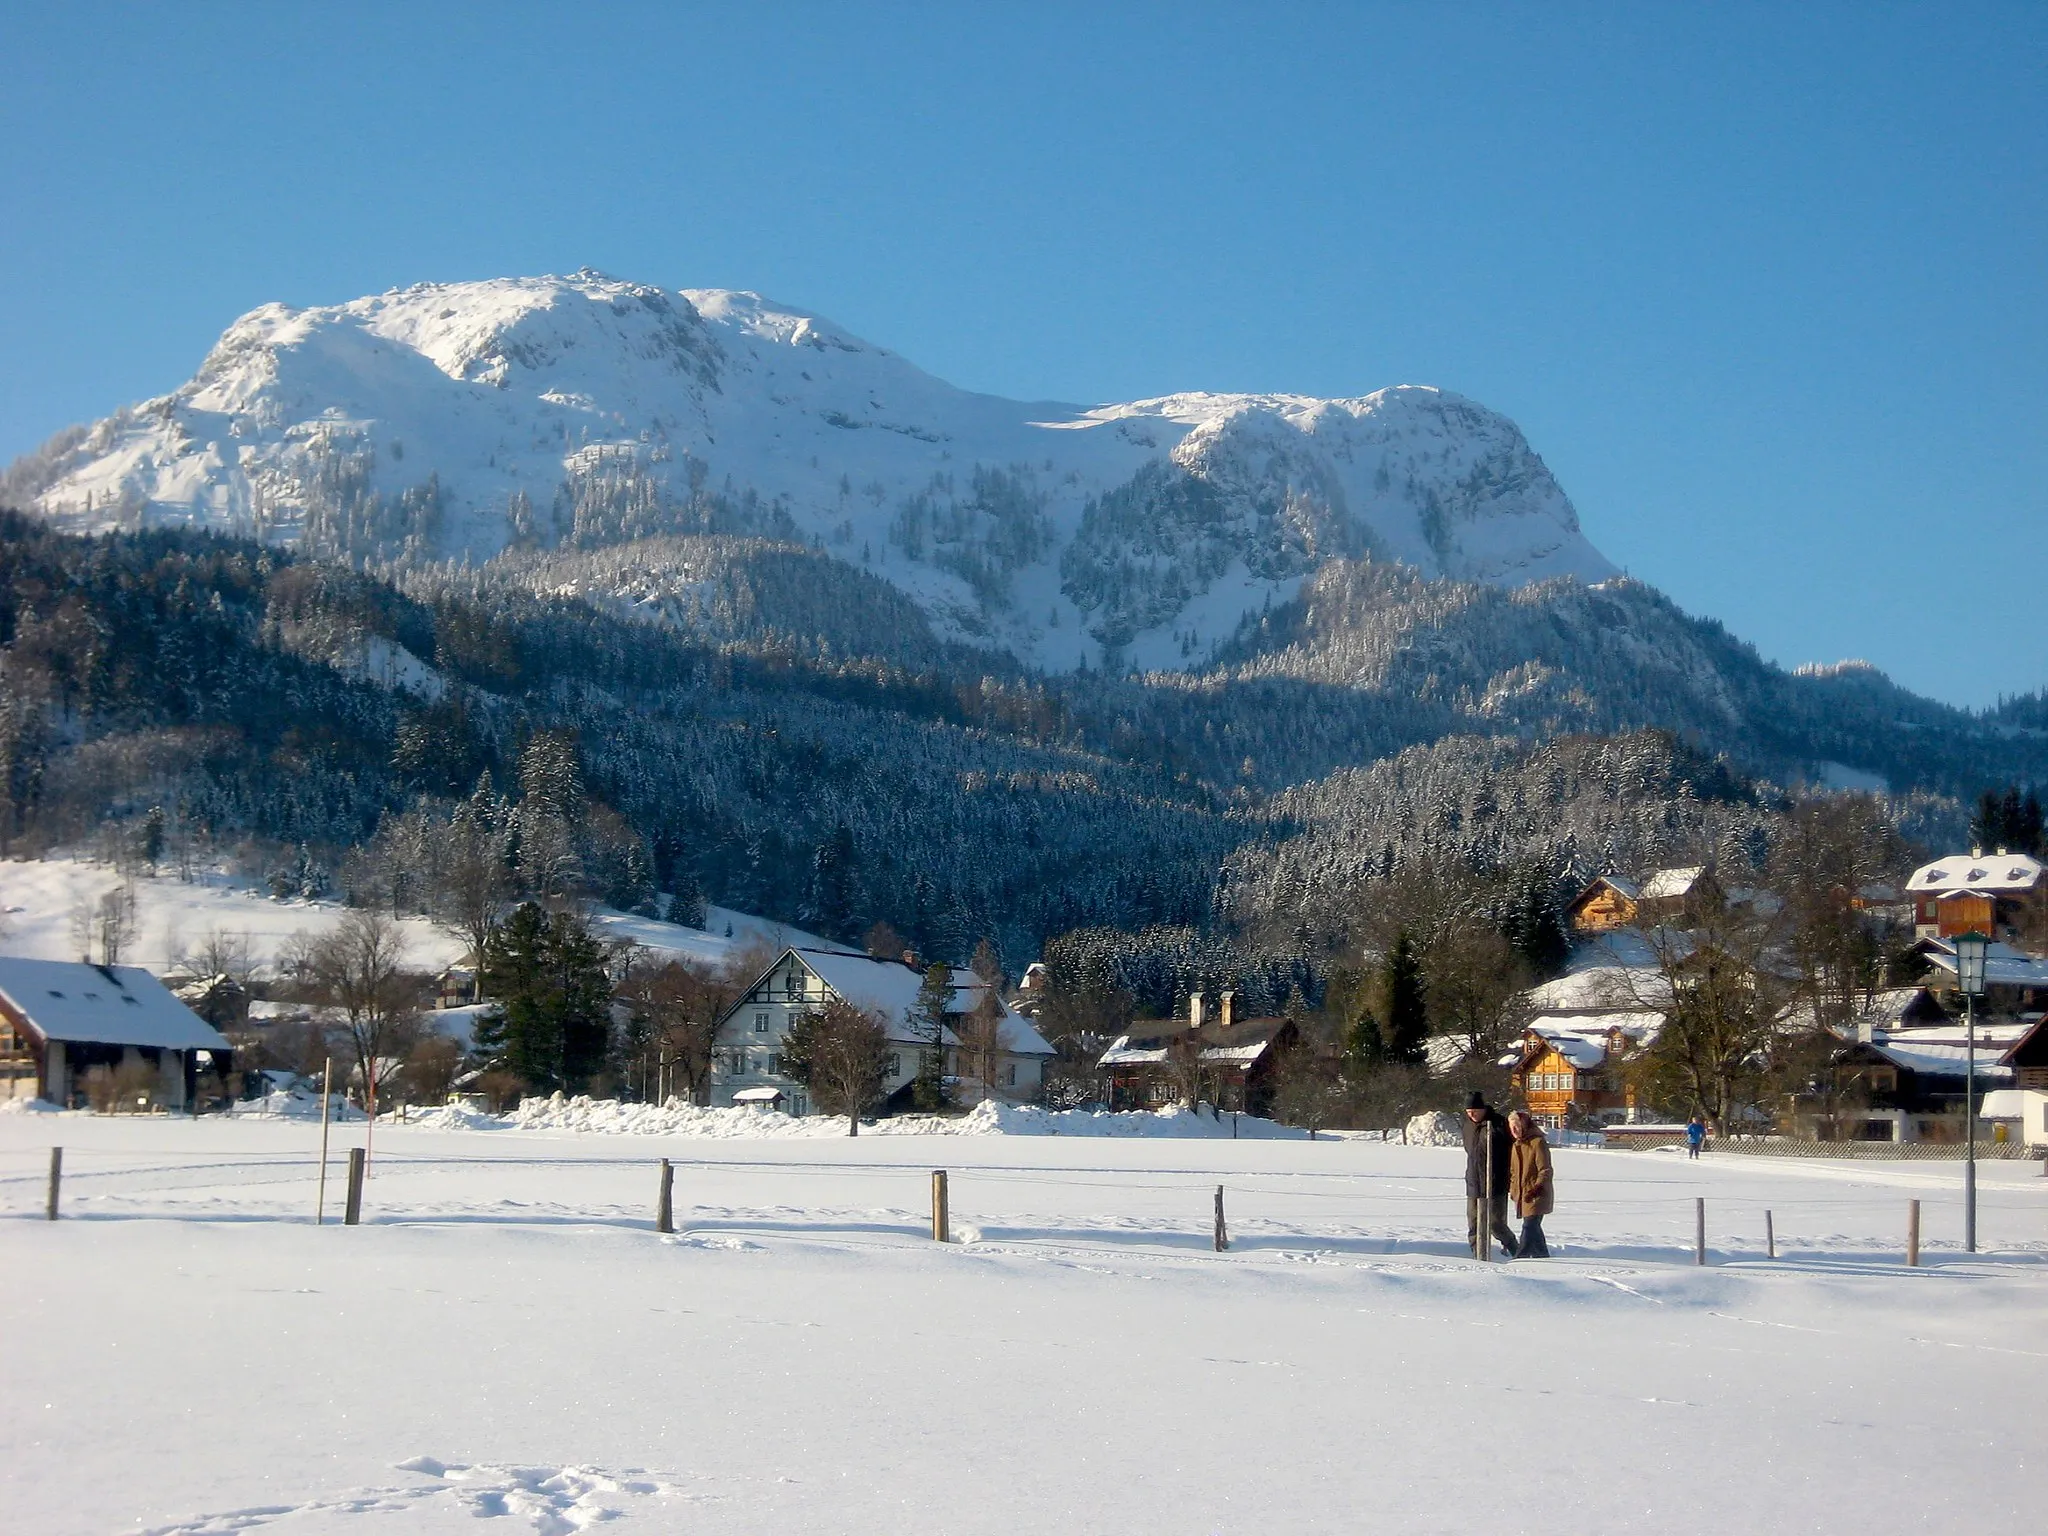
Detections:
[1907, 852, 2046, 944]
[1506, 1012, 1662, 1127]
[1098, 992, 1299, 1116]
[708, 947, 1054, 1115]
[0, 957, 231, 1110]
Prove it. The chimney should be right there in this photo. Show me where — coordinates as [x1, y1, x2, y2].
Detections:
[1220, 989, 1235, 1030]
[1189, 993, 1205, 1031]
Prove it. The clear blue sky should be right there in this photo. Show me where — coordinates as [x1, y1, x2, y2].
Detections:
[2, 3, 2041, 706]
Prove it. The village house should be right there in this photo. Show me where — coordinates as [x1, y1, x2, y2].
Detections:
[1504, 1011, 1662, 1127]
[1097, 991, 1300, 1116]
[1999, 1017, 2048, 1147]
[0, 956, 230, 1110]
[709, 947, 1055, 1114]
[1789, 1028, 2016, 1143]
[1906, 851, 2047, 946]
[1567, 866, 1736, 937]
[1912, 937, 2048, 1018]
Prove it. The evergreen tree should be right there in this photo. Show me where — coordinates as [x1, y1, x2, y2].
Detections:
[518, 729, 585, 820]
[476, 902, 614, 1092]
[666, 870, 709, 929]
[479, 902, 557, 1089]
[548, 909, 614, 1088]
[1381, 933, 1428, 1065]
[809, 822, 862, 940]
[912, 960, 954, 1112]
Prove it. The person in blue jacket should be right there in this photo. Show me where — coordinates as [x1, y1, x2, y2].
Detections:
[1685, 1113, 1707, 1159]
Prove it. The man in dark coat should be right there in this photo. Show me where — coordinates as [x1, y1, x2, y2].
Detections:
[1462, 1091, 1518, 1259]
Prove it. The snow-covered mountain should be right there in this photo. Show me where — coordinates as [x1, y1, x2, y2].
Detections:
[5, 271, 1615, 670]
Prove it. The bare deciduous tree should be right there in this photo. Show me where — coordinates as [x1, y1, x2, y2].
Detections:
[284, 910, 425, 1130]
[71, 883, 137, 965]
[780, 997, 889, 1136]
[617, 958, 736, 1105]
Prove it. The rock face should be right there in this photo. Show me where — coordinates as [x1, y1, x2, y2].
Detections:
[7, 270, 1615, 670]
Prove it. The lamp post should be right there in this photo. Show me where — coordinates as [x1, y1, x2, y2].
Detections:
[1955, 930, 1989, 1254]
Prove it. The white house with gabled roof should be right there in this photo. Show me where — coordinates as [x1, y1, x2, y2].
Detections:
[709, 947, 1054, 1114]
[0, 957, 230, 1109]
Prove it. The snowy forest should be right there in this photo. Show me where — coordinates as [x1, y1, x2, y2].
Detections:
[0, 509, 2041, 998]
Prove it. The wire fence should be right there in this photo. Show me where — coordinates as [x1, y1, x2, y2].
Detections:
[7, 1136, 2042, 1268]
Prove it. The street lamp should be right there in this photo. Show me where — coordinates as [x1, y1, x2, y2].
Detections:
[1955, 930, 1989, 1254]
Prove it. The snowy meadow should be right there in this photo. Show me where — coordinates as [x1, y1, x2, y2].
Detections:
[3, 1112, 2043, 1534]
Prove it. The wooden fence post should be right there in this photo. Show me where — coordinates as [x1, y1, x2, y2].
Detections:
[1694, 1197, 1706, 1265]
[1765, 1209, 1776, 1261]
[1214, 1184, 1229, 1251]
[315, 1059, 333, 1225]
[656, 1158, 674, 1234]
[1907, 1199, 1921, 1267]
[931, 1170, 949, 1243]
[46, 1146, 61, 1221]
[343, 1147, 366, 1226]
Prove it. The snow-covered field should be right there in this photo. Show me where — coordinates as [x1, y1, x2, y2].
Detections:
[3, 1113, 2042, 1534]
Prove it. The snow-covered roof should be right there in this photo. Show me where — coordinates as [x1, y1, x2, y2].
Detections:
[1574, 874, 1640, 902]
[785, 950, 1055, 1056]
[733, 1086, 784, 1104]
[1920, 945, 2048, 990]
[0, 957, 230, 1052]
[1516, 1011, 1664, 1069]
[1099, 1035, 1168, 1067]
[1867, 1039, 2013, 1082]
[1908, 854, 2044, 894]
[1526, 966, 1671, 1012]
[1974, 1089, 2027, 1119]
[1641, 866, 1706, 901]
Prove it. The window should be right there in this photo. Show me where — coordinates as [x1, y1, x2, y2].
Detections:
[754, 1012, 769, 1032]
[768, 1053, 781, 1074]
[1005, 1062, 1017, 1086]
[884, 1053, 902, 1077]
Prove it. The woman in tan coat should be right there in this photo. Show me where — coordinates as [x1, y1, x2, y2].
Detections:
[1508, 1110, 1554, 1259]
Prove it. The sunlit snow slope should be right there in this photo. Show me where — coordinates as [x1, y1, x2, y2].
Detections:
[12, 271, 1616, 669]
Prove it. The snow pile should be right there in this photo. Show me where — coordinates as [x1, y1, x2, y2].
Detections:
[959, 1099, 1304, 1138]
[0, 1096, 62, 1116]
[230, 1091, 364, 1122]
[399, 1093, 1306, 1140]
[1404, 1110, 1465, 1147]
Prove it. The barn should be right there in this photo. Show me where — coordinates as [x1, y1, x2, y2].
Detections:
[0, 957, 231, 1110]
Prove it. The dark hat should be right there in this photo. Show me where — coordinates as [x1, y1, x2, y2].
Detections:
[1466, 1091, 1487, 1111]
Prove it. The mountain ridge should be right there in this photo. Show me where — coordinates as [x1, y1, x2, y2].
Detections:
[3, 270, 1614, 671]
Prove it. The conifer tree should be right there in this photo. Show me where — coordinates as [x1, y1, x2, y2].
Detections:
[912, 960, 954, 1112]
[1381, 933, 1428, 1065]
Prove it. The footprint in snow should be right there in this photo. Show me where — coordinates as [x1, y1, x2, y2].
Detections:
[139, 1459, 693, 1534]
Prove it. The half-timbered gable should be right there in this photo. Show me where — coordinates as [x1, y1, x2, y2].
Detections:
[709, 947, 1053, 1114]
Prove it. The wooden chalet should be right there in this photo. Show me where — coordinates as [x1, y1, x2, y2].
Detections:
[1098, 991, 1299, 1116]
[1567, 876, 1641, 934]
[1506, 1012, 1660, 1128]
[1907, 851, 2047, 944]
